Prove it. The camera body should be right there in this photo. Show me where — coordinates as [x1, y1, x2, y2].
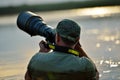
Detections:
[17, 11, 55, 43]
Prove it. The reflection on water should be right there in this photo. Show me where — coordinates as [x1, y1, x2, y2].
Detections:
[97, 58, 120, 68]
[95, 58, 120, 80]
[75, 6, 120, 18]
[0, 6, 120, 80]
[86, 26, 120, 56]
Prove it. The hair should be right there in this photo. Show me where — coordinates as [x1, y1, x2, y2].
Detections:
[58, 34, 78, 46]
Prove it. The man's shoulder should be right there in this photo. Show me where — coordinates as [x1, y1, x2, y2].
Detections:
[79, 57, 94, 65]
[29, 52, 96, 72]
[79, 57, 96, 71]
[29, 51, 63, 63]
[30, 52, 95, 68]
[30, 52, 55, 60]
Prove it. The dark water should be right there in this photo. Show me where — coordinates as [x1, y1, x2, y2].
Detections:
[0, 6, 120, 80]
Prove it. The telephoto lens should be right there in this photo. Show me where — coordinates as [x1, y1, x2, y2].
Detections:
[17, 11, 55, 43]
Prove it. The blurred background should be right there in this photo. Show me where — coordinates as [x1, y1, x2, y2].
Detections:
[0, 0, 120, 80]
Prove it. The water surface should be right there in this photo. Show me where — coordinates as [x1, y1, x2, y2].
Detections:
[0, 6, 120, 80]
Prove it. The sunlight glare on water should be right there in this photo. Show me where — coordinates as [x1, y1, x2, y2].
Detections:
[75, 6, 120, 17]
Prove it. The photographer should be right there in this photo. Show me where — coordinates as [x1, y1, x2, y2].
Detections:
[25, 19, 99, 80]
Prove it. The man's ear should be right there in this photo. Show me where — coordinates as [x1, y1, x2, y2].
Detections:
[55, 33, 60, 43]
[75, 37, 80, 45]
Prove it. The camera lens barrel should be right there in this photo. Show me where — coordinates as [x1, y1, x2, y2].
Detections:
[17, 11, 55, 43]
[17, 11, 37, 31]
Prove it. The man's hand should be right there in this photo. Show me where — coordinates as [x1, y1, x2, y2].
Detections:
[25, 70, 32, 80]
[74, 41, 89, 58]
[74, 41, 82, 52]
[39, 40, 51, 52]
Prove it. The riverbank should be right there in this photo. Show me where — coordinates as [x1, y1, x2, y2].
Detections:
[0, 0, 120, 16]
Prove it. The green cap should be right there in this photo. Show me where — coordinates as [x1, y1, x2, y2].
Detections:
[56, 19, 81, 42]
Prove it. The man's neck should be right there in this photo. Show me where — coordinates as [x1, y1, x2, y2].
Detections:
[56, 41, 75, 49]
